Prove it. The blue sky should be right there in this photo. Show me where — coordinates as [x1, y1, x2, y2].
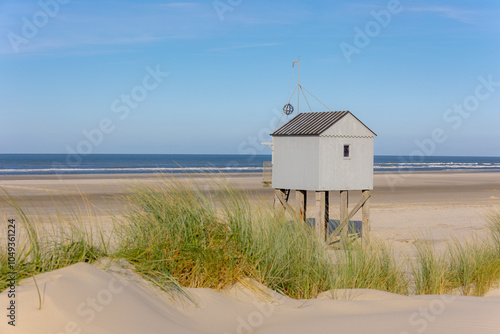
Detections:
[1, 0, 499, 156]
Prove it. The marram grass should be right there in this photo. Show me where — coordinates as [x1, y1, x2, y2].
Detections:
[114, 179, 409, 298]
[1, 178, 500, 299]
[0, 194, 107, 292]
[412, 240, 453, 295]
[411, 217, 500, 296]
[114, 181, 255, 291]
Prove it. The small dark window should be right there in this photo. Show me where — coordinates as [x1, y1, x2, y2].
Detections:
[344, 145, 350, 158]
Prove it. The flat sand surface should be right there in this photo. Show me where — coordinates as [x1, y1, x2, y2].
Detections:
[1, 171, 500, 252]
[2, 172, 500, 333]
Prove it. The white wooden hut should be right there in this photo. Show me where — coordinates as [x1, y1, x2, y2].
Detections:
[270, 111, 376, 243]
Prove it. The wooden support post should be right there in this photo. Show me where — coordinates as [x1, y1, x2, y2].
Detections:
[325, 191, 329, 235]
[340, 190, 349, 240]
[296, 190, 307, 222]
[362, 190, 371, 243]
[315, 191, 329, 242]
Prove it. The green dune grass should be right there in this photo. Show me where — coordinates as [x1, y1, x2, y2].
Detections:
[1, 178, 499, 298]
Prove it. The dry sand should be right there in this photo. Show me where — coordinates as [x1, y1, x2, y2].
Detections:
[1, 260, 499, 333]
[1, 171, 499, 251]
[1, 171, 500, 333]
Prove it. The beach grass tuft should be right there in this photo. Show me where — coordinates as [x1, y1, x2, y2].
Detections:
[0, 193, 108, 292]
[412, 240, 452, 295]
[332, 238, 409, 295]
[411, 217, 500, 296]
[114, 180, 254, 291]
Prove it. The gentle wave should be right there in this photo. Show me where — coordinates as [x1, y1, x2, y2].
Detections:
[2, 164, 500, 175]
[0, 166, 263, 174]
[2, 155, 500, 175]
[376, 162, 498, 166]
[374, 163, 500, 170]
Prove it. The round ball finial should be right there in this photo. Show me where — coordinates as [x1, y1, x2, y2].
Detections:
[283, 103, 294, 115]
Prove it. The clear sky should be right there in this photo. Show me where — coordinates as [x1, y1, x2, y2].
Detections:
[1, 0, 499, 156]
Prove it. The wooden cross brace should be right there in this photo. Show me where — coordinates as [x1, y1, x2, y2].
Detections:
[274, 189, 296, 218]
[325, 190, 371, 245]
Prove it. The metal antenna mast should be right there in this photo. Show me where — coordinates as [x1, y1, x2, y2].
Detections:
[293, 56, 300, 114]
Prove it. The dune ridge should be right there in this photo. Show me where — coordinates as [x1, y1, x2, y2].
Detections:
[2, 261, 499, 334]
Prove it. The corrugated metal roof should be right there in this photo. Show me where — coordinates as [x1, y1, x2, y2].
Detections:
[272, 111, 377, 136]
[271, 111, 349, 136]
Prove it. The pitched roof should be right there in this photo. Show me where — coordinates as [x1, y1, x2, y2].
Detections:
[271, 111, 376, 136]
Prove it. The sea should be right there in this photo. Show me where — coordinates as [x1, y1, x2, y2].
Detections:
[1, 154, 500, 176]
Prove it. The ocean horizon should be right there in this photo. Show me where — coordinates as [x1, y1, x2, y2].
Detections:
[1, 154, 500, 176]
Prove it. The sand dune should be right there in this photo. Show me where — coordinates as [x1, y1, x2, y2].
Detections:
[2, 172, 500, 333]
[2, 261, 499, 334]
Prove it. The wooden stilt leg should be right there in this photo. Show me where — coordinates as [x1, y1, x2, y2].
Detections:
[296, 190, 307, 222]
[315, 191, 328, 242]
[362, 190, 371, 244]
[340, 190, 349, 241]
[325, 191, 330, 237]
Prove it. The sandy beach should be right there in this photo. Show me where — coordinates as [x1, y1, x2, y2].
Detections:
[2, 171, 500, 333]
[1, 171, 499, 250]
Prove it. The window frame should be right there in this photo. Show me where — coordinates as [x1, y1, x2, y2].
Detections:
[343, 144, 351, 159]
